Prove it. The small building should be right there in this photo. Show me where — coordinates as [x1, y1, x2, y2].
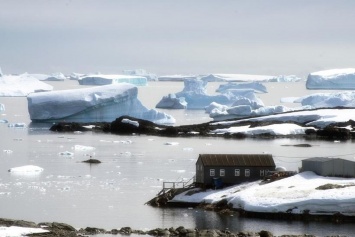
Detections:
[301, 157, 355, 178]
[195, 154, 276, 188]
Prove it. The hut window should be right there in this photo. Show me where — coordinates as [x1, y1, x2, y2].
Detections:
[235, 169, 240, 176]
[210, 169, 215, 176]
[220, 169, 225, 176]
[245, 169, 250, 177]
[260, 170, 265, 176]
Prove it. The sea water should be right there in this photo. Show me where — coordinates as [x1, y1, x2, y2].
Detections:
[1, 80, 355, 236]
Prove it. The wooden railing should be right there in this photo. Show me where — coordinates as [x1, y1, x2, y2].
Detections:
[158, 176, 195, 195]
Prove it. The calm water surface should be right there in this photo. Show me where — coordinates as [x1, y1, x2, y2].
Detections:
[1, 80, 355, 236]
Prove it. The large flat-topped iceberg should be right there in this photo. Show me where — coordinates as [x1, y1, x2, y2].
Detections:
[297, 91, 355, 108]
[158, 75, 197, 81]
[201, 74, 301, 82]
[306, 68, 355, 89]
[27, 83, 175, 124]
[0, 73, 53, 96]
[30, 73, 66, 81]
[78, 74, 147, 86]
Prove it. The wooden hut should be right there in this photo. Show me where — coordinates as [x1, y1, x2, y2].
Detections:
[195, 154, 276, 188]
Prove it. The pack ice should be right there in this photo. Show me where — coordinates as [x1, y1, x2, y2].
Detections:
[78, 74, 147, 86]
[27, 83, 175, 124]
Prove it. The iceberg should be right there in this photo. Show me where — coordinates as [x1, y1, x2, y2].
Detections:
[306, 68, 355, 89]
[156, 79, 264, 110]
[123, 69, 158, 81]
[297, 91, 355, 108]
[0, 73, 53, 96]
[78, 74, 147, 86]
[200, 74, 301, 82]
[158, 75, 197, 81]
[30, 72, 66, 81]
[0, 103, 5, 111]
[216, 82, 268, 93]
[155, 94, 187, 109]
[27, 83, 175, 124]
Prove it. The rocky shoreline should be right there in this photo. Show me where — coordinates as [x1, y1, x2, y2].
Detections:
[0, 217, 346, 237]
[49, 114, 355, 141]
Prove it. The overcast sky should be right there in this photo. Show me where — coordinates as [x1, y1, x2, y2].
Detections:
[1, 0, 355, 77]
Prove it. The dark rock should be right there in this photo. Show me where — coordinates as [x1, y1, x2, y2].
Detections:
[259, 230, 273, 237]
[119, 226, 133, 234]
[0, 218, 37, 228]
[82, 158, 101, 164]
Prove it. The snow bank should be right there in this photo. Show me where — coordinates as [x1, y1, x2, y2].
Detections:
[0, 73, 53, 96]
[211, 108, 355, 129]
[78, 74, 147, 86]
[306, 68, 355, 89]
[0, 226, 48, 236]
[173, 172, 355, 216]
[27, 83, 175, 124]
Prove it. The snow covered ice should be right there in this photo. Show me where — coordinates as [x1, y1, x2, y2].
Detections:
[27, 83, 175, 124]
[306, 68, 355, 89]
[0, 73, 53, 96]
[122, 69, 158, 81]
[172, 171, 355, 216]
[8, 165, 44, 173]
[78, 74, 147, 86]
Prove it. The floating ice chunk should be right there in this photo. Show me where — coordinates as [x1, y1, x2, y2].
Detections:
[0, 103, 5, 111]
[156, 94, 187, 109]
[78, 74, 147, 86]
[216, 82, 267, 93]
[183, 147, 194, 151]
[164, 142, 179, 146]
[306, 68, 355, 89]
[74, 145, 96, 151]
[122, 118, 139, 127]
[8, 165, 44, 173]
[8, 123, 27, 128]
[3, 149, 13, 154]
[0, 119, 8, 123]
[58, 151, 74, 157]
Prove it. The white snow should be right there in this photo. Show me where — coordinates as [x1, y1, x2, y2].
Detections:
[172, 171, 355, 216]
[27, 83, 175, 124]
[0, 226, 49, 236]
[306, 68, 355, 89]
[8, 165, 44, 173]
[0, 73, 53, 96]
[211, 108, 355, 132]
[78, 74, 147, 86]
[122, 118, 139, 127]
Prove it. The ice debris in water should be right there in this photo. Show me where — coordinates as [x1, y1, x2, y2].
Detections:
[164, 142, 179, 146]
[3, 149, 13, 154]
[8, 165, 44, 173]
[58, 151, 74, 157]
[8, 123, 27, 128]
[74, 145, 96, 151]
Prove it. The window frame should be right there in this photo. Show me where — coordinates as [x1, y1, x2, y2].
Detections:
[210, 169, 215, 176]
